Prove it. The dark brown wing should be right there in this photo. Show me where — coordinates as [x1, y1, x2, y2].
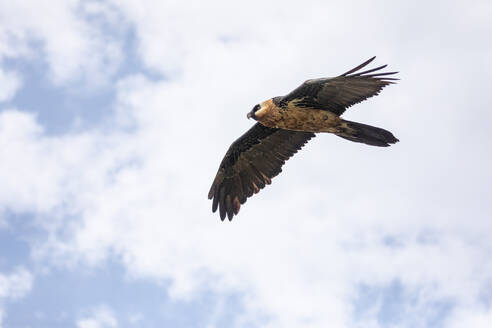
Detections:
[281, 56, 398, 115]
[208, 123, 314, 221]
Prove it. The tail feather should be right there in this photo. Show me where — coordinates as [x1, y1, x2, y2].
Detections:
[336, 120, 399, 147]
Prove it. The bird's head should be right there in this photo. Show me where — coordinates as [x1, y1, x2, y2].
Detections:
[247, 104, 261, 120]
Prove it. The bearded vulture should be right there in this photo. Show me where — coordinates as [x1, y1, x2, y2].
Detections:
[209, 56, 399, 220]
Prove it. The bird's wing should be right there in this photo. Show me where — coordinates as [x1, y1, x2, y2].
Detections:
[281, 56, 398, 116]
[208, 123, 314, 221]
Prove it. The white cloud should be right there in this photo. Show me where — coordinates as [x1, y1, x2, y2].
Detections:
[446, 305, 492, 328]
[0, 268, 34, 328]
[0, 0, 123, 86]
[77, 305, 117, 328]
[0, 268, 33, 300]
[1, 1, 492, 328]
[0, 68, 21, 102]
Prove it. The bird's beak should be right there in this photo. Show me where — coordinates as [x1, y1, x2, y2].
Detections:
[247, 112, 252, 119]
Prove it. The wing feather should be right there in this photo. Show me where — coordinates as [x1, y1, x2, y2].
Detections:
[208, 123, 314, 220]
[282, 57, 398, 115]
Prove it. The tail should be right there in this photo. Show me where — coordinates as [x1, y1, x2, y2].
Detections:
[336, 120, 399, 147]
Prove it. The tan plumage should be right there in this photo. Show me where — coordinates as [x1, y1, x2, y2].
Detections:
[253, 98, 343, 133]
[209, 57, 399, 220]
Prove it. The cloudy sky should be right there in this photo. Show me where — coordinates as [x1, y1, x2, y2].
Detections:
[1, 1, 491, 327]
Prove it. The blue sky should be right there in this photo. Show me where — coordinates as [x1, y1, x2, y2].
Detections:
[1, 1, 492, 327]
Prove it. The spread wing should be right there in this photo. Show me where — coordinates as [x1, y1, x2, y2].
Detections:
[208, 123, 314, 221]
[281, 56, 398, 115]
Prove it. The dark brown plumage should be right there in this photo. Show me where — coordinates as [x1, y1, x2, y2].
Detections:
[209, 57, 399, 220]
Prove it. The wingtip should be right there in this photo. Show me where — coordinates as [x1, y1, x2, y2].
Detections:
[212, 198, 218, 213]
[387, 135, 400, 145]
[341, 56, 377, 76]
[219, 208, 226, 220]
[208, 185, 215, 199]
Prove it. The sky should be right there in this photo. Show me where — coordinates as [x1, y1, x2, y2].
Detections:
[0, 0, 491, 327]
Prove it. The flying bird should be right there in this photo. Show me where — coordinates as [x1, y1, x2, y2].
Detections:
[209, 56, 399, 221]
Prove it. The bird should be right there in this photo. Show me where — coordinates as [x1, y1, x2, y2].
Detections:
[208, 56, 399, 221]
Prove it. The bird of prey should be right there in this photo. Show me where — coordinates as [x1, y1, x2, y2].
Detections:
[209, 56, 399, 221]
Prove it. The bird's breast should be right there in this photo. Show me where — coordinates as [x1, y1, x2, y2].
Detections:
[256, 100, 342, 133]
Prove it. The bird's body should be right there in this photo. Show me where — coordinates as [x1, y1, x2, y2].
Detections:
[252, 97, 343, 133]
[209, 57, 399, 220]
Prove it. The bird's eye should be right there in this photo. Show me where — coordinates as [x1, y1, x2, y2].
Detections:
[253, 104, 260, 112]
